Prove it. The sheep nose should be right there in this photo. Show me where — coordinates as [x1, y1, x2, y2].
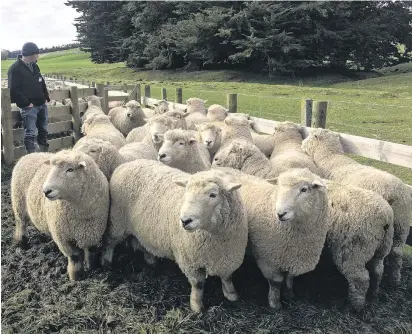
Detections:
[43, 189, 52, 196]
[206, 140, 212, 145]
[159, 153, 166, 159]
[181, 218, 193, 227]
[277, 212, 287, 220]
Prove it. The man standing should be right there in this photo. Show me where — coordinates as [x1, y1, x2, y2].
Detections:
[8, 42, 50, 153]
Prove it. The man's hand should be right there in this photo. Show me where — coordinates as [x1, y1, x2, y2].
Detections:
[27, 103, 34, 108]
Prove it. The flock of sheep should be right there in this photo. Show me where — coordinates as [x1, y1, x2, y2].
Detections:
[11, 95, 412, 314]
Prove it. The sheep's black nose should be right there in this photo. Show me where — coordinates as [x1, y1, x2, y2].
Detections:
[44, 189, 52, 196]
[159, 154, 166, 159]
[181, 218, 193, 226]
[206, 140, 212, 145]
[277, 212, 287, 220]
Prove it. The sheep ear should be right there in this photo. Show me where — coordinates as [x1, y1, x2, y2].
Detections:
[203, 100, 208, 104]
[189, 138, 197, 145]
[186, 100, 190, 105]
[78, 161, 87, 169]
[312, 179, 326, 189]
[183, 112, 191, 118]
[266, 177, 278, 185]
[226, 183, 241, 192]
[175, 180, 188, 188]
[81, 124, 86, 134]
[194, 124, 200, 130]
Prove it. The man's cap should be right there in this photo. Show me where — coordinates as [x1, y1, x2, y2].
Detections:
[22, 42, 39, 56]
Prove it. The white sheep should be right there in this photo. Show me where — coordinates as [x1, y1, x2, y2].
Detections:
[47, 100, 64, 107]
[81, 113, 126, 149]
[221, 114, 254, 145]
[158, 129, 211, 173]
[269, 122, 319, 174]
[12, 150, 109, 281]
[154, 99, 169, 114]
[301, 128, 412, 286]
[102, 159, 248, 313]
[196, 122, 222, 157]
[207, 104, 228, 122]
[82, 95, 105, 122]
[118, 140, 159, 162]
[108, 101, 122, 109]
[212, 167, 329, 310]
[213, 139, 278, 178]
[63, 97, 86, 106]
[108, 100, 146, 136]
[73, 137, 126, 179]
[185, 97, 208, 129]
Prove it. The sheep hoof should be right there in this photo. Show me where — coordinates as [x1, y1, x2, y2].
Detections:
[268, 299, 282, 310]
[68, 268, 84, 281]
[14, 235, 29, 250]
[190, 301, 204, 314]
[223, 291, 239, 302]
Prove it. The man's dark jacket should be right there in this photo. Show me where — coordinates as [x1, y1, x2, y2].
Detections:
[7, 56, 50, 108]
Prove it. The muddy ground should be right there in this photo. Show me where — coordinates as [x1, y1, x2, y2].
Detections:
[1, 174, 412, 333]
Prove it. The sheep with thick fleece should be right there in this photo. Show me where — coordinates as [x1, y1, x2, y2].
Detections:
[126, 111, 187, 144]
[318, 180, 394, 310]
[13, 150, 109, 281]
[213, 167, 329, 310]
[213, 140, 278, 178]
[108, 100, 146, 136]
[81, 113, 126, 149]
[158, 129, 211, 173]
[251, 132, 275, 157]
[82, 95, 105, 122]
[185, 98, 208, 129]
[302, 128, 412, 285]
[119, 140, 158, 162]
[196, 122, 222, 157]
[108, 101, 122, 109]
[269, 122, 319, 174]
[73, 137, 125, 180]
[154, 99, 169, 114]
[102, 160, 248, 312]
[207, 104, 228, 122]
[12, 152, 53, 246]
[63, 97, 86, 106]
[221, 114, 254, 145]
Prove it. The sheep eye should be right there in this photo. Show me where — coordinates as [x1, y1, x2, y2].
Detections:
[210, 193, 217, 198]
[179, 142, 184, 145]
[300, 187, 308, 193]
[67, 168, 74, 173]
[90, 150, 97, 153]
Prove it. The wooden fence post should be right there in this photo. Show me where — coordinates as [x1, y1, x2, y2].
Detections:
[227, 93, 238, 113]
[301, 98, 313, 127]
[136, 84, 141, 104]
[176, 88, 182, 104]
[106, 81, 110, 87]
[70, 86, 82, 142]
[96, 83, 105, 98]
[144, 85, 151, 107]
[91, 81, 95, 88]
[161, 88, 167, 100]
[312, 101, 328, 129]
[103, 88, 109, 114]
[1, 89, 14, 165]
[122, 84, 128, 93]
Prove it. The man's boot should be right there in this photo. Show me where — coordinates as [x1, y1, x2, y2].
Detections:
[24, 136, 37, 154]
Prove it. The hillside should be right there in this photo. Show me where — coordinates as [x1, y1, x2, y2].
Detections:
[2, 49, 411, 183]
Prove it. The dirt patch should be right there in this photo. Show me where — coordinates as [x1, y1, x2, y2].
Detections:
[1, 180, 412, 333]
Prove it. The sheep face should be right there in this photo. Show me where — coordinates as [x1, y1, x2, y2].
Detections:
[224, 115, 252, 128]
[213, 140, 254, 170]
[301, 129, 343, 157]
[158, 130, 198, 166]
[125, 101, 142, 119]
[42, 151, 90, 202]
[176, 175, 241, 232]
[155, 100, 169, 114]
[198, 124, 221, 149]
[86, 95, 102, 108]
[269, 168, 326, 223]
[74, 139, 114, 166]
[148, 118, 172, 144]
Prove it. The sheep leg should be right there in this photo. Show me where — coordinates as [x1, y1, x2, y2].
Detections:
[84, 246, 99, 270]
[187, 269, 207, 313]
[342, 265, 369, 311]
[283, 273, 295, 300]
[100, 234, 123, 268]
[267, 273, 284, 310]
[67, 251, 85, 281]
[13, 215, 29, 247]
[221, 274, 239, 302]
[366, 257, 384, 301]
[384, 244, 403, 287]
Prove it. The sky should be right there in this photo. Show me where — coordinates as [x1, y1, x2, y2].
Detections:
[0, 0, 79, 51]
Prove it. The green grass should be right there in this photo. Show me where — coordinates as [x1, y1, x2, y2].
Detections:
[2, 50, 411, 183]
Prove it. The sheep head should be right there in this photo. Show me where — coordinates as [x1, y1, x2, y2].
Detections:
[158, 129, 198, 166]
[207, 104, 228, 122]
[213, 140, 256, 170]
[175, 171, 241, 233]
[267, 168, 327, 224]
[196, 123, 222, 149]
[42, 150, 94, 202]
[301, 128, 343, 157]
[125, 100, 142, 119]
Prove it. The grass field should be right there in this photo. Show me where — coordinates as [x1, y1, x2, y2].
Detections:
[1, 50, 412, 333]
[2, 49, 411, 183]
